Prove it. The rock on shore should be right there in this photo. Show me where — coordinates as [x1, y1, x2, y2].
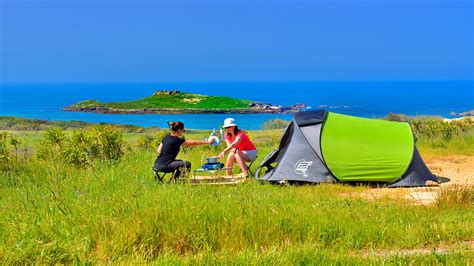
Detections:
[450, 110, 474, 117]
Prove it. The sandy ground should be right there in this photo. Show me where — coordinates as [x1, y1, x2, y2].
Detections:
[349, 155, 474, 205]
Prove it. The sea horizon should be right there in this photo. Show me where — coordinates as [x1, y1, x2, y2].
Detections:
[1, 80, 472, 130]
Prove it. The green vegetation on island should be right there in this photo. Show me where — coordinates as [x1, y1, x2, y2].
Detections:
[64, 90, 306, 114]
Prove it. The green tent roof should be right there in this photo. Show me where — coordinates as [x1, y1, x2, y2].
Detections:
[321, 112, 414, 182]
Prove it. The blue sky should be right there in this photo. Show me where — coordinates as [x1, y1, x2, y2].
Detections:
[0, 0, 472, 82]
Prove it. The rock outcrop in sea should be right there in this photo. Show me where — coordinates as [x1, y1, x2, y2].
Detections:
[450, 110, 474, 117]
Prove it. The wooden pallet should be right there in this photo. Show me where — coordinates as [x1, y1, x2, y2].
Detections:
[190, 175, 246, 185]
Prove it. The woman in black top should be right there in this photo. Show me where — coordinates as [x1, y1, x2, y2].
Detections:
[153, 121, 213, 179]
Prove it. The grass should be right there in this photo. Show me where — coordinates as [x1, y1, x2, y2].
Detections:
[1, 153, 472, 263]
[0, 119, 473, 264]
[69, 92, 253, 110]
[435, 185, 473, 209]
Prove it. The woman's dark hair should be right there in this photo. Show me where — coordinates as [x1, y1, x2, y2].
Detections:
[169, 121, 185, 132]
[226, 126, 240, 137]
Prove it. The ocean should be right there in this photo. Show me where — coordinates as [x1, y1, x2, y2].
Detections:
[0, 81, 472, 130]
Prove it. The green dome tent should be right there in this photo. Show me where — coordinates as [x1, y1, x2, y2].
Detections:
[255, 110, 437, 187]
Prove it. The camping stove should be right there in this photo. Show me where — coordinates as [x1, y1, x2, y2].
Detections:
[202, 162, 225, 170]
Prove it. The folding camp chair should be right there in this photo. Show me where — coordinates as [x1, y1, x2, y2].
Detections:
[246, 156, 257, 176]
[152, 167, 176, 183]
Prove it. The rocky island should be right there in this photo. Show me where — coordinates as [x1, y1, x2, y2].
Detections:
[450, 110, 474, 117]
[63, 90, 307, 114]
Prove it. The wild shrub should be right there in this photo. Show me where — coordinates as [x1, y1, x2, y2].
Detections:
[36, 128, 66, 160]
[37, 126, 125, 168]
[411, 118, 473, 143]
[137, 135, 155, 150]
[154, 130, 170, 147]
[63, 129, 95, 168]
[0, 131, 22, 171]
[91, 126, 124, 161]
[384, 114, 473, 151]
[384, 113, 441, 123]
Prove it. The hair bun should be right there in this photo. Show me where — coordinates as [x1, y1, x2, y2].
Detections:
[169, 121, 184, 132]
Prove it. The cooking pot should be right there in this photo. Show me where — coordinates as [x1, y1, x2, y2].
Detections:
[206, 156, 219, 164]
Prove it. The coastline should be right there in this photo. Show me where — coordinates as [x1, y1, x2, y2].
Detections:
[62, 106, 304, 115]
[62, 90, 308, 115]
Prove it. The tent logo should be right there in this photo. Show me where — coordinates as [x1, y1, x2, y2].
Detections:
[294, 159, 313, 177]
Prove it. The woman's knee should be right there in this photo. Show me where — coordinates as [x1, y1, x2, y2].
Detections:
[234, 150, 247, 161]
[227, 151, 236, 160]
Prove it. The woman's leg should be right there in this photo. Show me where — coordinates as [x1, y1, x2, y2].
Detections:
[234, 149, 250, 176]
[226, 151, 236, 175]
[169, 160, 191, 179]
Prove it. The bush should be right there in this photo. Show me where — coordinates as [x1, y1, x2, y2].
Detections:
[137, 135, 155, 150]
[262, 119, 290, 130]
[154, 130, 170, 147]
[411, 118, 473, 143]
[384, 113, 441, 123]
[0, 131, 23, 171]
[92, 126, 124, 161]
[64, 130, 95, 168]
[383, 114, 473, 152]
[36, 128, 66, 160]
[37, 126, 125, 168]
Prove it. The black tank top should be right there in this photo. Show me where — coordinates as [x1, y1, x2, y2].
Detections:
[155, 135, 185, 165]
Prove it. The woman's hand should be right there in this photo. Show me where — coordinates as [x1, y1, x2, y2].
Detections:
[207, 136, 214, 144]
[217, 151, 226, 159]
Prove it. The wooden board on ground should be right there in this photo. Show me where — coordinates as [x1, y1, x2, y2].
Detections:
[190, 175, 246, 185]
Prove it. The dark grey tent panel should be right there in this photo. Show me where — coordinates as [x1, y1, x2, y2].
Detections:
[257, 120, 334, 183]
[300, 124, 323, 161]
[294, 110, 327, 127]
[388, 146, 437, 187]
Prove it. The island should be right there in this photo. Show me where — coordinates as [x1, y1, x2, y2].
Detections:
[450, 110, 474, 117]
[63, 90, 307, 114]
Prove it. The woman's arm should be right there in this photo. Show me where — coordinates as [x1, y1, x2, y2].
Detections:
[183, 137, 213, 147]
[156, 143, 163, 154]
[218, 136, 242, 158]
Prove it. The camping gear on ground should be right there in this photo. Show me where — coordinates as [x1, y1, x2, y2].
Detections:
[202, 162, 225, 170]
[192, 164, 245, 185]
[206, 156, 219, 164]
[255, 110, 438, 187]
[203, 156, 224, 170]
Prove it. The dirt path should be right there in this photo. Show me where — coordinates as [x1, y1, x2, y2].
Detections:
[349, 155, 473, 205]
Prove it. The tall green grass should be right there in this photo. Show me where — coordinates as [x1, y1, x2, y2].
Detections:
[0, 124, 473, 263]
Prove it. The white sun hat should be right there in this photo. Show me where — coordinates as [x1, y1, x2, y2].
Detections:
[222, 118, 238, 128]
